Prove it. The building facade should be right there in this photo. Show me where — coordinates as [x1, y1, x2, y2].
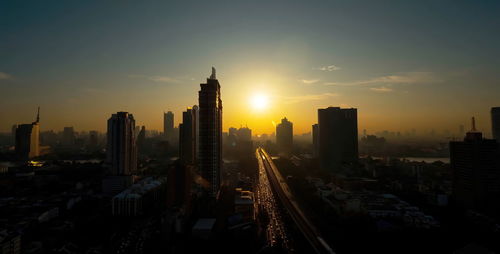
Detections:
[15, 108, 40, 160]
[318, 107, 358, 172]
[276, 117, 293, 154]
[164, 111, 174, 140]
[179, 106, 198, 165]
[198, 67, 223, 198]
[106, 112, 137, 176]
[450, 120, 500, 214]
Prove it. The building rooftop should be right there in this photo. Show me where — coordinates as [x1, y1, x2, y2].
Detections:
[193, 218, 216, 231]
[113, 177, 166, 199]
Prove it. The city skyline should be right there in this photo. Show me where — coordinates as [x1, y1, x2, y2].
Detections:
[2, 1, 500, 135]
[3, 2, 500, 254]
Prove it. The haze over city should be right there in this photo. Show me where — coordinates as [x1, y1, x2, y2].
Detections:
[1, 1, 500, 254]
[2, 1, 499, 135]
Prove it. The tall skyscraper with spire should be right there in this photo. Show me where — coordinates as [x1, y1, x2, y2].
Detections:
[450, 117, 500, 214]
[198, 67, 223, 198]
[15, 107, 40, 160]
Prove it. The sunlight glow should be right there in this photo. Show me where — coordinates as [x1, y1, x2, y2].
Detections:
[250, 93, 269, 111]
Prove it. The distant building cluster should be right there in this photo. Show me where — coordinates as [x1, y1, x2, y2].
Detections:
[307, 177, 439, 230]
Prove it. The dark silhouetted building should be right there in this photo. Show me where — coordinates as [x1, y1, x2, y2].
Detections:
[104, 112, 137, 195]
[179, 106, 198, 165]
[237, 127, 253, 157]
[237, 127, 252, 142]
[137, 126, 146, 152]
[312, 123, 319, 158]
[106, 112, 137, 175]
[62, 127, 76, 148]
[450, 118, 500, 214]
[167, 161, 193, 209]
[318, 107, 358, 172]
[198, 67, 223, 198]
[492, 107, 500, 141]
[15, 107, 40, 160]
[164, 111, 174, 141]
[276, 117, 293, 154]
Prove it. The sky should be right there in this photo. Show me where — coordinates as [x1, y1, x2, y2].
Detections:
[1, 0, 499, 136]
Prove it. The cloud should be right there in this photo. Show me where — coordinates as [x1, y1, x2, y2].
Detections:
[282, 92, 339, 104]
[300, 79, 320, 84]
[0, 72, 12, 80]
[148, 76, 180, 83]
[324, 72, 438, 87]
[370, 86, 393, 92]
[314, 65, 341, 71]
[129, 74, 180, 83]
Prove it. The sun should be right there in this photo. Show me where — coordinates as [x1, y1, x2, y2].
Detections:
[249, 93, 269, 111]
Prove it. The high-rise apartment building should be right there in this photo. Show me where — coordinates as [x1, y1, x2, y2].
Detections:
[106, 112, 137, 175]
[318, 107, 358, 172]
[450, 117, 500, 214]
[179, 106, 198, 165]
[164, 111, 174, 140]
[276, 117, 293, 154]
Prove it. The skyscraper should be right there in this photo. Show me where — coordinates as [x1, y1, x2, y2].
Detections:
[491, 107, 500, 141]
[198, 67, 223, 198]
[15, 107, 40, 160]
[106, 112, 137, 176]
[276, 117, 293, 154]
[179, 106, 198, 165]
[164, 111, 174, 141]
[312, 124, 319, 158]
[318, 107, 358, 172]
[450, 117, 500, 214]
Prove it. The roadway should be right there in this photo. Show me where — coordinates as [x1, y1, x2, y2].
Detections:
[255, 148, 291, 250]
[256, 148, 335, 254]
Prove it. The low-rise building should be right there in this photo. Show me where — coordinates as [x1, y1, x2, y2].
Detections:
[111, 177, 167, 216]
